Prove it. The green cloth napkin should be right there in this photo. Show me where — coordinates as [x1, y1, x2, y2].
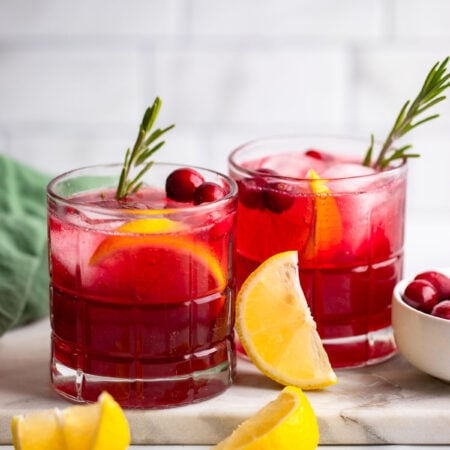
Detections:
[0, 155, 50, 337]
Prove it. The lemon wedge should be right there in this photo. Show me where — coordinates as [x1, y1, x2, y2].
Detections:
[236, 250, 337, 389]
[11, 392, 130, 450]
[212, 385, 319, 449]
[11, 408, 65, 450]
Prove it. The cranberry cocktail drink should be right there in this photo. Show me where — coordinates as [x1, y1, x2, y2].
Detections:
[229, 136, 407, 368]
[229, 56, 450, 368]
[48, 163, 237, 408]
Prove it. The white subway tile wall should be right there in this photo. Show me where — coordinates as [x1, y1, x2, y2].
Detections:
[0, 0, 449, 217]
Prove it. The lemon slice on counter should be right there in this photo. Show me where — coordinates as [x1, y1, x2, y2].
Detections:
[212, 385, 319, 449]
[236, 250, 337, 389]
[11, 408, 65, 450]
[11, 392, 130, 450]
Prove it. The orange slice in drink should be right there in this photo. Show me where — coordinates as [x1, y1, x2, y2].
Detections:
[89, 218, 226, 303]
[304, 169, 343, 260]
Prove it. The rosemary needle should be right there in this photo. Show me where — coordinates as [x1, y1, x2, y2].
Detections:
[364, 57, 450, 170]
[116, 97, 175, 199]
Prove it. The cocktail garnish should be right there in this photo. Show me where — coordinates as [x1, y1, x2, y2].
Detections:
[116, 97, 175, 199]
[364, 57, 450, 170]
[11, 392, 130, 450]
[305, 168, 343, 259]
[212, 386, 319, 450]
[235, 250, 337, 389]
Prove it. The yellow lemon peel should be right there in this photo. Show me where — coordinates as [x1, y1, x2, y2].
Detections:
[236, 250, 337, 390]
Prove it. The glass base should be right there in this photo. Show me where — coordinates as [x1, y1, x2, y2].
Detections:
[236, 326, 397, 369]
[323, 325, 397, 368]
[51, 358, 235, 409]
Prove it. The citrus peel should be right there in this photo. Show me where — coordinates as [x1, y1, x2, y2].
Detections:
[11, 392, 130, 450]
[89, 217, 226, 292]
[212, 385, 319, 450]
[236, 250, 337, 389]
[304, 168, 343, 259]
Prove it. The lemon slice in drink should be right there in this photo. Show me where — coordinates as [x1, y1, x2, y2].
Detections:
[89, 217, 226, 300]
[89, 217, 186, 264]
[236, 250, 337, 389]
[212, 385, 319, 450]
[11, 392, 130, 450]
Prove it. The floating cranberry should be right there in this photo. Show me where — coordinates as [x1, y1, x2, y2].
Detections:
[263, 182, 295, 213]
[402, 279, 439, 313]
[165, 168, 205, 202]
[431, 300, 450, 320]
[305, 149, 333, 161]
[255, 168, 278, 176]
[237, 169, 297, 213]
[193, 182, 225, 205]
[239, 178, 266, 210]
[415, 271, 450, 301]
[238, 169, 278, 210]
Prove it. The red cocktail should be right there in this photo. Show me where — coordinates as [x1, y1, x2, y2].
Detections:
[48, 163, 237, 408]
[229, 136, 407, 368]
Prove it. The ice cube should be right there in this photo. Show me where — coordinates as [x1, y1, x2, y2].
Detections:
[259, 152, 329, 178]
[321, 162, 376, 178]
[318, 163, 388, 257]
[321, 163, 377, 193]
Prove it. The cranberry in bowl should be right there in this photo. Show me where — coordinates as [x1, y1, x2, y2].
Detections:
[392, 268, 450, 383]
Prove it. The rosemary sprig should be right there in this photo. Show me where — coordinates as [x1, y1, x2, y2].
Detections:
[116, 97, 175, 199]
[364, 57, 450, 170]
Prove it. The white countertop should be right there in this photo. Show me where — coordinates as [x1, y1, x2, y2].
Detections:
[1, 319, 450, 447]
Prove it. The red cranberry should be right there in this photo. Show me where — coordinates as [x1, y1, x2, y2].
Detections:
[238, 177, 268, 210]
[402, 279, 439, 313]
[263, 182, 295, 213]
[193, 182, 225, 205]
[165, 168, 205, 202]
[255, 168, 278, 176]
[305, 149, 333, 161]
[415, 271, 450, 301]
[238, 169, 278, 210]
[431, 300, 450, 320]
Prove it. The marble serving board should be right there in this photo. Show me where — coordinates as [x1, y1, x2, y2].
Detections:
[1, 319, 449, 446]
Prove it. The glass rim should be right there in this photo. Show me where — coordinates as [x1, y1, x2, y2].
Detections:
[47, 161, 238, 217]
[228, 134, 408, 182]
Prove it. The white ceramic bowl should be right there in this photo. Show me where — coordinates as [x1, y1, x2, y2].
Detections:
[392, 268, 450, 383]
